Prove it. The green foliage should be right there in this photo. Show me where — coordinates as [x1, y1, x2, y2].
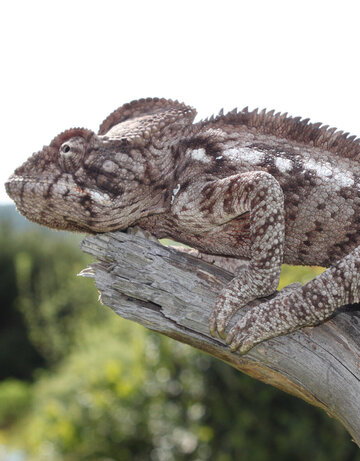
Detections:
[278, 264, 325, 289]
[0, 221, 45, 379]
[13, 233, 102, 364]
[0, 210, 103, 369]
[202, 360, 359, 461]
[11, 323, 360, 461]
[0, 379, 31, 427]
[18, 322, 213, 461]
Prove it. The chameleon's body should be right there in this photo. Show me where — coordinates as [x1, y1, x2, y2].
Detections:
[6, 98, 360, 353]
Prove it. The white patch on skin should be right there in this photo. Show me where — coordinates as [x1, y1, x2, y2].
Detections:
[333, 171, 355, 188]
[189, 148, 211, 163]
[223, 147, 265, 165]
[275, 157, 292, 173]
[89, 190, 111, 205]
[304, 158, 332, 178]
[304, 158, 354, 187]
[171, 183, 181, 204]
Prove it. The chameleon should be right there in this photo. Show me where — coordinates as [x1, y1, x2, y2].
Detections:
[5, 98, 360, 354]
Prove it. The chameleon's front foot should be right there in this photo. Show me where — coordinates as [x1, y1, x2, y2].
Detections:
[223, 285, 326, 354]
[225, 299, 285, 353]
[209, 275, 273, 340]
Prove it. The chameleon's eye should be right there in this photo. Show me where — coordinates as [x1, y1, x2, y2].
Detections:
[58, 137, 85, 172]
[61, 144, 71, 153]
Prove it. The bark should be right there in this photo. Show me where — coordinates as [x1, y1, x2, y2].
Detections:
[80, 231, 360, 446]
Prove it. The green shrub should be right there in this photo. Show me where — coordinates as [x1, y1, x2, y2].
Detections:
[0, 379, 32, 427]
[18, 320, 212, 461]
[13, 317, 360, 461]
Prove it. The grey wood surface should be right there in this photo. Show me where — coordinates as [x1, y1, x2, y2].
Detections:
[80, 231, 360, 447]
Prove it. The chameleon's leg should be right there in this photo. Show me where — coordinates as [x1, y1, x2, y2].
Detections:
[204, 171, 285, 339]
[128, 227, 249, 273]
[129, 226, 251, 274]
[227, 246, 360, 353]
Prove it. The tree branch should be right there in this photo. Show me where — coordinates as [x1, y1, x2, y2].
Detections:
[80, 231, 360, 446]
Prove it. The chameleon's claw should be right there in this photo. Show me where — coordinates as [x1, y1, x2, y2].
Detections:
[228, 332, 256, 354]
[209, 325, 217, 338]
[210, 287, 247, 340]
[215, 313, 228, 339]
[230, 341, 241, 352]
[209, 311, 218, 337]
[209, 316, 226, 339]
[218, 329, 227, 340]
[225, 331, 234, 345]
[210, 304, 236, 340]
[239, 342, 256, 354]
[227, 328, 245, 351]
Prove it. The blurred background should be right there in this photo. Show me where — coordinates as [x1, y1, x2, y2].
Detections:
[1, 0, 360, 459]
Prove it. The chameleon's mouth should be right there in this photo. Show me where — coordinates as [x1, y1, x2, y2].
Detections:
[5, 173, 131, 233]
[5, 174, 23, 202]
[5, 174, 89, 231]
[5, 174, 57, 201]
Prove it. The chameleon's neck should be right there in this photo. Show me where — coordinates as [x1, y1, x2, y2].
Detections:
[100, 136, 188, 220]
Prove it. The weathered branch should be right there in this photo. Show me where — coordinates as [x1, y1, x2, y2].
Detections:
[80, 231, 360, 446]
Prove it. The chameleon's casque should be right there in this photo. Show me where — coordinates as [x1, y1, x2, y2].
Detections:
[6, 98, 360, 353]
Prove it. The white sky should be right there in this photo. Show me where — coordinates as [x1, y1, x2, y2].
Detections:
[1, 0, 360, 203]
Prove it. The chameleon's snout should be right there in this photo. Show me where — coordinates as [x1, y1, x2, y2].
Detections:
[5, 174, 39, 220]
[5, 174, 19, 202]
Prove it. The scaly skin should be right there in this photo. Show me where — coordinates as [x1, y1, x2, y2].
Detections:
[6, 98, 360, 353]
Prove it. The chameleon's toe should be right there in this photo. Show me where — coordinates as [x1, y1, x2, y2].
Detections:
[225, 313, 260, 353]
[226, 323, 246, 352]
[209, 309, 227, 339]
[209, 316, 227, 340]
[210, 298, 240, 340]
[209, 310, 218, 338]
[228, 332, 257, 354]
[216, 314, 230, 340]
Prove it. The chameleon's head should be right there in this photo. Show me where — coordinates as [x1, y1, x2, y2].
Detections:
[6, 98, 197, 232]
[5, 127, 163, 232]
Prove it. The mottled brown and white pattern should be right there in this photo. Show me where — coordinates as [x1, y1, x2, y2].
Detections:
[6, 98, 360, 353]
